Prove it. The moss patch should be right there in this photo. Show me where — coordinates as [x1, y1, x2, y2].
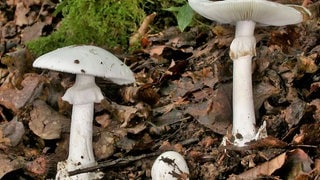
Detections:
[26, 0, 145, 57]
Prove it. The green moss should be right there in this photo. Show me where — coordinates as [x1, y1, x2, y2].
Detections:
[27, 0, 145, 57]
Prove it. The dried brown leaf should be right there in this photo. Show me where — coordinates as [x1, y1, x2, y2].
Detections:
[93, 131, 115, 160]
[308, 99, 320, 121]
[21, 22, 46, 42]
[15, 2, 30, 26]
[0, 153, 25, 179]
[1, 117, 25, 146]
[284, 149, 313, 179]
[0, 73, 44, 113]
[186, 84, 232, 135]
[29, 100, 70, 139]
[25, 156, 47, 175]
[253, 80, 281, 115]
[282, 99, 306, 128]
[232, 151, 286, 179]
[95, 114, 111, 128]
[292, 122, 320, 145]
[297, 54, 318, 74]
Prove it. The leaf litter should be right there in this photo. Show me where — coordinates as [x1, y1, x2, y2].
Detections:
[0, 1, 319, 179]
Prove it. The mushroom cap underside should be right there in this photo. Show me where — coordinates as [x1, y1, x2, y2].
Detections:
[33, 45, 135, 85]
[189, 0, 306, 26]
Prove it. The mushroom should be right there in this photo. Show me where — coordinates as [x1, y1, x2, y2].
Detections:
[33, 45, 135, 179]
[151, 151, 190, 180]
[188, 0, 310, 146]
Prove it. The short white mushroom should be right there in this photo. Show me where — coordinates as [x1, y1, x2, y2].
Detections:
[189, 0, 310, 146]
[151, 151, 190, 180]
[33, 45, 135, 179]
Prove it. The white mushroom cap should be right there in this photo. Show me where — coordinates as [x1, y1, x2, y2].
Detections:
[189, 0, 306, 26]
[33, 45, 135, 85]
[151, 151, 189, 180]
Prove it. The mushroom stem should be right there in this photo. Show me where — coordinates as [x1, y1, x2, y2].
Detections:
[230, 20, 257, 145]
[233, 56, 256, 143]
[59, 74, 103, 179]
[67, 103, 96, 171]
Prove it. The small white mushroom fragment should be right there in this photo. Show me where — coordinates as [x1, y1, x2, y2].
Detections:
[151, 151, 189, 180]
[33, 45, 135, 179]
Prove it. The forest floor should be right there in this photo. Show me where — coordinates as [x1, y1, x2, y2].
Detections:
[0, 0, 320, 179]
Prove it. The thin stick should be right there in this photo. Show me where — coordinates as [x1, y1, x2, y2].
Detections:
[68, 152, 160, 176]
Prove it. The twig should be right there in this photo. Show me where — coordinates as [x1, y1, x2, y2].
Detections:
[68, 152, 160, 176]
[129, 12, 157, 46]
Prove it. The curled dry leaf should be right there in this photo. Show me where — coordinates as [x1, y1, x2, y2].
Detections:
[101, 99, 150, 128]
[269, 26, 300, 53]
[0, 129, 10, 148]
[122, 84, 160, 105]
[282, 149, 313, 179]
[95, 114, 112, 128]
[231, 151, 286, 179]
[232, 149, 313, 179]
[186, 83, 232, 135]
[297, 54, 319, 74]
[0, 73, 44, 113]
[1, 47, 33, 89]
[282, 98, 306, 128]
[308, 99, 320, 121]
[29, 100, 70, 139]
[293, 122, 320, 145]
[93, 131, 115, 160]
[0, 153, 25, 179]
[1, 117, 25, 146]
[21, 22, 46, 42]
[1, 21, 17, 38]
[253, 80, 281, 116]
[0, 68, 9, 84]
[15, 2, 30, 26]
[25, 156, 47, 176]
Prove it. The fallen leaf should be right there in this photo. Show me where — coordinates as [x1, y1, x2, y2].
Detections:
[149, 45, 166, 56]
[1, 21, 16, 38]
[93, 130, 115, 160]
[115, 136, 136, 153]
[0, 73, 44, 113]
[122, 84, 160, 105]
[297, 54, 318, 74]
[101, 100, 150, 128]
[2, 47, 34, 89]
[0, 153, 25, 179]
[186, 83, 232, 135]
[21, 22, 46, 42]
[95, 114, 112, 128]
[25, 156, 47, 176]
[15, 2, 30, 26]
[268, 26, 300, 53]
[282, 99, 306, 128]
[29, 100, 70, 139]
[231, 151, 286, 179]
[292, 122, 320, 145]
[308, 99, 320, 121]
[1, 117, 25, 146]
[153, 109, 185, 126]
[126, 122, 147, 134]
[253, 80, 281, 116]
[281, 149, 313, 179]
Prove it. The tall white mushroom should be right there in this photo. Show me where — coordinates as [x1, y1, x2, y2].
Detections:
[189, 0, 310, 146]
[33, 45, 135, 179]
